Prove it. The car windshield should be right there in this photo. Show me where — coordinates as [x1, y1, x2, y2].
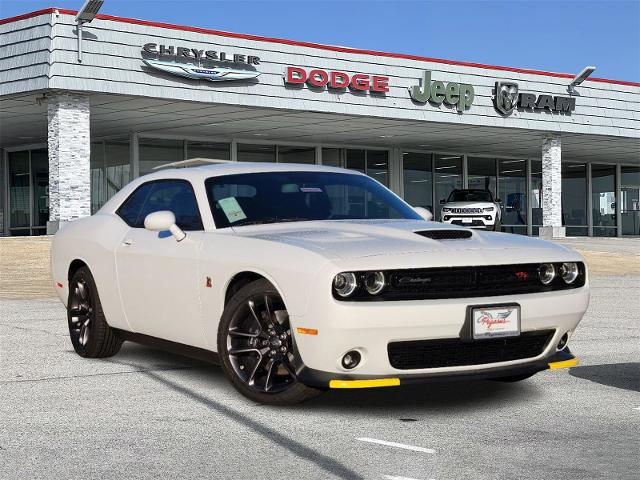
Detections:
[447, 190, 493, 202]
[205, 171, 421, 228]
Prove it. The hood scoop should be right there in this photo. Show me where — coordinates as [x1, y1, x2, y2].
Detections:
[414, 230, 472, 240]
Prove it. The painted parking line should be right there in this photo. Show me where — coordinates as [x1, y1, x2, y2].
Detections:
[383, 475, 436, 480]
[634, 407, 640, 411]
[382, 475, 435, 480]
[356, 437, 436, 454]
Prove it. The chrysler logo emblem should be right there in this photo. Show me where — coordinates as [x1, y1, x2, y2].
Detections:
[142, 59, 260, 82]
[494, 81, 519, 115]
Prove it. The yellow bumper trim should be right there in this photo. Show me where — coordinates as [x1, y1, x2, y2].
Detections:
[548, 358, 579, 370]
[329, 378, 400, 389]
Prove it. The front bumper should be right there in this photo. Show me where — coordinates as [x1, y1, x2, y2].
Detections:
[297, 349, 578, 388]
[442, 215, 495, 228]
[291, 286, 589, 385]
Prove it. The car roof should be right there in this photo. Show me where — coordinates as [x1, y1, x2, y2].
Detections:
[137, 161, 363, 182]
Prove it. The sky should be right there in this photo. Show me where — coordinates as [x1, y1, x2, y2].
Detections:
[1, 0, 639, 82]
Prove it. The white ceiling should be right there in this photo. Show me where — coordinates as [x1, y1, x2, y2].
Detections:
[1, 91, 639, 163]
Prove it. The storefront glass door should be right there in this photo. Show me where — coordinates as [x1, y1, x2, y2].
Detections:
[498, 159, 527, 235]
[591, 164, 617, 237]
[621, 166, 640, 236]
[434, 155, 463, 220]
[7, 149, 49, 236]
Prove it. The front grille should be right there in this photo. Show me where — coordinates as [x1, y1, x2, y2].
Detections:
[451, 207, 482, 214]
[388, 330, 554, 369]
[333, 263, 586, 301]
[414, 230, 473, 240]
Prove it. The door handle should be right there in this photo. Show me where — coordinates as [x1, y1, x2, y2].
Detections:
[122, 239, 133, 246]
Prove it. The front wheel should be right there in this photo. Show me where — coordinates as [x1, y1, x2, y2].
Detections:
[68, 266, 122, 358]
[492, 217, 502, 232]
[218, 279, 322, 405]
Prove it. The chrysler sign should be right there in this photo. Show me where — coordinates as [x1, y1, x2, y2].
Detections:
[141, 43, 260, 82]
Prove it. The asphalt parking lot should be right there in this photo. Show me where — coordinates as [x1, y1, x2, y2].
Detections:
[1, 265, 638, 479]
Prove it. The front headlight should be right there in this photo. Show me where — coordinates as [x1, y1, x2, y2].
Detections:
[483, 207, 494, 212]
[442, 207, 451, 212]
[333, 272, 358, 297]
[559, 262, 579, 284]
[538, 263, 556, 285]
[364, 271, 386, 295]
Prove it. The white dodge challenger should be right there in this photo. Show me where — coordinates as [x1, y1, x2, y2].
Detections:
[51, 162, 589, 404]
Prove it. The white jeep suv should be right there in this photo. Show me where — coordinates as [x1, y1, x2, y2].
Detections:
[440, 189, 502, 231]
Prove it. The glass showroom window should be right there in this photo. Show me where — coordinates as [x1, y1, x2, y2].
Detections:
[237, 143, 276, 163]
[467, 157, 497, 196]
[90, 139, 131, 213]
[345, 149, 389, 186]
[562, 163, 588, 236]
[346, 149, 366, 173]
[530, 160, 542, 235]
[278, 146, 315, 164]
[139, 138, 184, 175]
[321, 148, 342, 168]
[591, 164, 617, 237]
[620, 165, 640, 236]
[498, 159, 527, 235]
[402, 152, 433, 212]
[7, 149, 49, 236]
[186, 141, 230, 161]
[434, 154, 463, 220]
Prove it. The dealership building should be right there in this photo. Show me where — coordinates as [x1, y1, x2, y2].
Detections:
[1, 7, 639, 237]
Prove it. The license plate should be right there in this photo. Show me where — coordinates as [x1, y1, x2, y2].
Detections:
[472, 305, 520, 339]
[462, 217, 473, 223]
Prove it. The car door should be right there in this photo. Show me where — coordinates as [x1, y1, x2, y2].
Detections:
[115, 179, 205, 347]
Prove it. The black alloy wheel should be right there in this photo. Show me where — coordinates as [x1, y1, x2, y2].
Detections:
[218, 279, 322, 405]
[68, 267, 122, 358]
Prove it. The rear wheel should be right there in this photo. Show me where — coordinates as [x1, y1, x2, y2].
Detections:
[68, 267, 122, 358]
[218, 279, 322, 405]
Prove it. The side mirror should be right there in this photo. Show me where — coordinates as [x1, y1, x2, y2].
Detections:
[439, 199, 446, 205]
[414, 206, 433, 221]
[495, 198, 502, 203]
[144, 210, 186, 242]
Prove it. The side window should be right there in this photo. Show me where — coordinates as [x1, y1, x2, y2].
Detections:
[117, 182, 154, 227]
[117, 180, 203, 231]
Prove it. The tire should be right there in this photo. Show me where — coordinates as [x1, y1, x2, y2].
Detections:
[491, 371, 538, 383]
[492, 217, 502, 232]
[218, 279, 322, 405]
[68, 266, 123, 358]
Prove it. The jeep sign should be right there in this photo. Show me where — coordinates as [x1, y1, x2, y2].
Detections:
[409, 71, 474, 112]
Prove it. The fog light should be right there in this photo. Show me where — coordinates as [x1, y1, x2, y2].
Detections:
[364, 271, 385, 295]
[559, 262, 579, 284]
[341, 350, 361, 369]
[538, 263, 556, 285]
[333, 272, 357, 297]
[557, 332, 569, 350]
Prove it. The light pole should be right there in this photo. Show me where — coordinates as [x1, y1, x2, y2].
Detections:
[75, 0, 105, 63]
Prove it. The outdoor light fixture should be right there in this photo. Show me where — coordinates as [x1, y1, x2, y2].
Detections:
[75, 0, 105, 63]
[568, 66, 596, 94]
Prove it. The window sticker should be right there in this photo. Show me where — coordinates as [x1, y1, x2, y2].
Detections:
[300, 187, 323, 193]
[218, 197, 247, 223]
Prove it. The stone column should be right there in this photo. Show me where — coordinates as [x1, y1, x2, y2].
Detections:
[47, 92, 91, 234]
[539, 134, 565, 238]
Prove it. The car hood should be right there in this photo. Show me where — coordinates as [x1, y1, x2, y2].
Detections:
[230, 219, 577, 263]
